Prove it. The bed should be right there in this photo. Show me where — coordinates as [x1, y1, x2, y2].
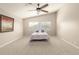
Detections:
[31, 30, 49, 42]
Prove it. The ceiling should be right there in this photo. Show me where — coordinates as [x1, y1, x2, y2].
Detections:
[0, 3, 64, 18]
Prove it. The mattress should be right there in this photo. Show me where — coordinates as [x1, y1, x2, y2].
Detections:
[31, 32, 49, 40]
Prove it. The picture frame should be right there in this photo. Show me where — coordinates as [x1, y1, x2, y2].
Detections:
[0, 14, 14, 32]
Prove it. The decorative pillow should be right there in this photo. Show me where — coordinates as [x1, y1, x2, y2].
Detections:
[36, 30, 39, 32]
[41, 30, 44, 32]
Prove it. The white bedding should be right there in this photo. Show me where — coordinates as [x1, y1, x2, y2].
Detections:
[31, 31, 49, 40]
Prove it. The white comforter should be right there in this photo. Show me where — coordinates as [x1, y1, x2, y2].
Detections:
[31, 32, 49, 40]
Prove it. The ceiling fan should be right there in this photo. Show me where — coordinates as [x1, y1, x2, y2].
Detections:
[28, 3, 48, 14]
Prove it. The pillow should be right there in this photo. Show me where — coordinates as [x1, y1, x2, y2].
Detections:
[36, 30, 39, 32]
[41, 30, 44, 32]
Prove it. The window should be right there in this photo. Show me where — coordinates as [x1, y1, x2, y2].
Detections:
[28, 21, 51, 31]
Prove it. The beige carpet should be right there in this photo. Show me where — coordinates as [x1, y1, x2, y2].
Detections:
[0, 36, 79, 55]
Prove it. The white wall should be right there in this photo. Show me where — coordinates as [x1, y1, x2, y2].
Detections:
[57, 4, 79, 47]
[23, 13, 57, 36]
[0, 9, 23, 47]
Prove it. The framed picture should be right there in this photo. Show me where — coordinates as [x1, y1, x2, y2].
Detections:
[0, 14, 14, 32]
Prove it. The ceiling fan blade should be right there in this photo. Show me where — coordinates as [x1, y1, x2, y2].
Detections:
[41, 10, 48, 13]
[37, 3, 40, 8]
[40, 4, 48, 9]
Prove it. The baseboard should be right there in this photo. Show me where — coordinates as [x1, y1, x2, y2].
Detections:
[0, 36, 23, 48]
[61, 38, 79, 49]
